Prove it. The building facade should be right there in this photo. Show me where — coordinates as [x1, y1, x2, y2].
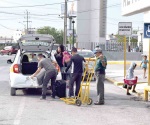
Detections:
[122, 0, 150, 54]
[77, 0, 107, 50]
[13, 30, 23, 43]
[0, 37, 13, 43]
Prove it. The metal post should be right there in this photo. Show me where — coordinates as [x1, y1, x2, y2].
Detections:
[124, 36, 127, 77]
[128, 36, 131, 52]
[69, 17, 72, 30]
[63, 0, 67, 46]
[26, 10, 29, 34]
[148, 39, 150, 86]
[69, 17, 72, 48]
[72, 20, 75, 47]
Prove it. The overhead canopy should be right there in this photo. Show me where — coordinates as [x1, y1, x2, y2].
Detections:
[122, 0, 150, 16]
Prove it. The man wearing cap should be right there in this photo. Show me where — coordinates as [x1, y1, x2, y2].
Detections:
[94, 49, 107, 105]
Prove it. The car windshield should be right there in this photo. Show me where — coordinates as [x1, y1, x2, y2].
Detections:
[21, 40, 50, 46]
[78, 51, 94, 58]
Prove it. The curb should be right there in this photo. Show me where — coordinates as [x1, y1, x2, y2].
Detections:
[106, 77, 149, 100]
[106, 77, 148, 86]
[107, 61, 141, 66]
[105, 77, 123, 86]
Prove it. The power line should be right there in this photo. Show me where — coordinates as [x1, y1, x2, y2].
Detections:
[0, 0, 23, 5]
[0, 11, 24, 15]
[0, 3, 120, 17]
[0, 0, 79, 8]
[0, 24, 15, 30]
[0, 18, 18, 20]
[0, 11, 60, 16]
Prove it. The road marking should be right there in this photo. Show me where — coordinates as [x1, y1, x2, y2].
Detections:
[13, 97, 26, 125]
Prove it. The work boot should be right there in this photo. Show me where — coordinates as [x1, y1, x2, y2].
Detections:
[132, 90, 137, 93]
[94, 101, 104, 105]
[40, 95, 46, 100]
[127, 92, 131, 95]
[51, 95, 55, 99]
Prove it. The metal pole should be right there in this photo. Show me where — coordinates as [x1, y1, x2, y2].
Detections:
[72, 20, 75, 47]
[69, 17, 72, 48]
[26, 10, 29, 34]
[69, 17, 72, 30]
[64, 0, 67, 46]
[128, 36, 131, 52]
[124, 36, 127, 77]
[148, 39, 150, 86]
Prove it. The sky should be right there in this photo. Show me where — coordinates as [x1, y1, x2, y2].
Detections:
[0, 0, 144, 37]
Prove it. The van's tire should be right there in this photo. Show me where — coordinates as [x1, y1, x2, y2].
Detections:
[11, 87, 16, 96]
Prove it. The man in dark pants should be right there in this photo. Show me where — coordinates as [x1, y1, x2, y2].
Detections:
[65, 47, 85, 97]
[31, 54, 57, 100]
[94, 49, 107, 105]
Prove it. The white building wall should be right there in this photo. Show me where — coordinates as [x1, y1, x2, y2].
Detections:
[77, 0, 106, 49]
[90, 0, 100, 43]
[13, 30, 23, 43]
[143, 11, 150, 55]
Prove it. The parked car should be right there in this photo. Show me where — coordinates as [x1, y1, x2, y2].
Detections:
[77, 49, 95, 58]
[0, 46, 18, 55]
[7, 34, 62, 96]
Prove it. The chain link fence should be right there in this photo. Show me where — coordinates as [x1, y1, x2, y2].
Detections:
[77, 41, 141, 52]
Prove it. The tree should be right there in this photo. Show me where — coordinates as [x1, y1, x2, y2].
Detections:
[114, 34, 125, 42]
[37, 26, 64, 44]
[114, 29, 138, 43]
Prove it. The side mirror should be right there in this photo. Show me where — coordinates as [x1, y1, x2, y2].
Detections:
[7, 59, 13, 64]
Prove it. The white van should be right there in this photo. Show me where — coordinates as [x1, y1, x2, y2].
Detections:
[7, 34, 61, 96]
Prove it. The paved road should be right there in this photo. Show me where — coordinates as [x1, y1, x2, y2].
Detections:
[0, 55, 150, 125]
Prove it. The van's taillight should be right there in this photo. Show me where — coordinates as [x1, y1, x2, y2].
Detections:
[13, 64, 20, 73]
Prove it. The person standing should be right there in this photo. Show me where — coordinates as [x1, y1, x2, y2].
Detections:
[63, 51, 72, 80]
[54, 45, 65, 76]
[65, 47, 85, 97]
[94, 49, 107, 105]
[140, 55, 149, 79]
[31, 54, 57, 100]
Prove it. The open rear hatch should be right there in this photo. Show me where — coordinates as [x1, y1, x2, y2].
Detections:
[18, 34, 56, 53]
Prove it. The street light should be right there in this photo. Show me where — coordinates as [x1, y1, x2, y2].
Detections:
[72, 20, 75, 47]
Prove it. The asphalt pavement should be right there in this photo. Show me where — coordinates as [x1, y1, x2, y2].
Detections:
[0, 55, 150, 125]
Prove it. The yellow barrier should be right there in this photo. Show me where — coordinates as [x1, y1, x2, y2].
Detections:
[144, 86, 150, 101]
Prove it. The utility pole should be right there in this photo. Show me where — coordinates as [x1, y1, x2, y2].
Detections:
[26, 10, 29, 33]
[24, 10, 31, 34]
[64, 0, 68, 46]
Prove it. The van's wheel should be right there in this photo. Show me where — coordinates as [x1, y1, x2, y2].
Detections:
[10, 87, 16, 96]
[87, 98, 93, 105]
[75, 99, 82, 106]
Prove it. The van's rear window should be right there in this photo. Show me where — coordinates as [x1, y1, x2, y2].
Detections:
[22, 40, 50, 46]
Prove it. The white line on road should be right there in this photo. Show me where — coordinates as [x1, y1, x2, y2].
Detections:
[13, 97, 26, 125]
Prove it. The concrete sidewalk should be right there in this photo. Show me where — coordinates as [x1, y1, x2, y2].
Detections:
[106, 64, 149, 95]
